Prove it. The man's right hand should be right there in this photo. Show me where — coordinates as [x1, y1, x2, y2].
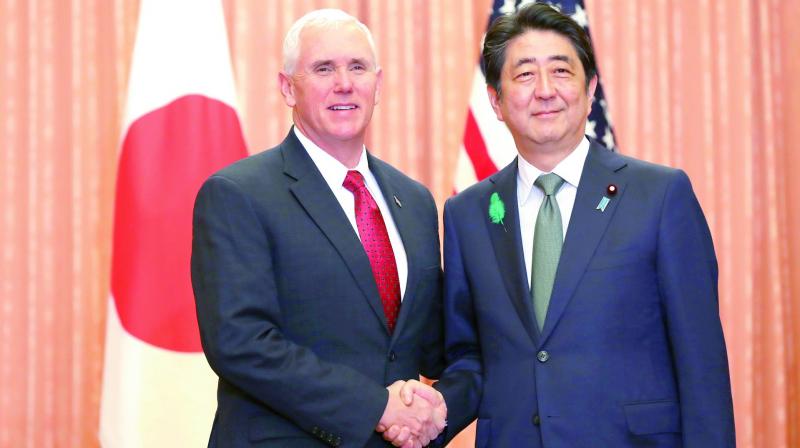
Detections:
[376, 380, 447, 447]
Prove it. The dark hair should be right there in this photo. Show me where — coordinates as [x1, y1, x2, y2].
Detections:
[482, 3, 596, 95]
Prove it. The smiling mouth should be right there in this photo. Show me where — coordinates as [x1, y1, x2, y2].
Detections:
[329, 105, 358, 111]
[534, 110, 561, 116]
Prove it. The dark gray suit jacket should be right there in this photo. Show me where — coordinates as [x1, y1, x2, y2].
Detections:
[191, 130, 443, 447]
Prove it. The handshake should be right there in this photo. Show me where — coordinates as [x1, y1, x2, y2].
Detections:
[376, 379, 447, 448]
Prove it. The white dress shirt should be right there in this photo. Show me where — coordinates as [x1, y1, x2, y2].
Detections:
[518, 137, 590, 288]
[293, 127, 409, 299]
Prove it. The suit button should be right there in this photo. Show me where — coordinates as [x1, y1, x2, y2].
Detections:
[537, 350, 549, 362]
[388, 351, 397, 361]
[532, 414, 541, 426]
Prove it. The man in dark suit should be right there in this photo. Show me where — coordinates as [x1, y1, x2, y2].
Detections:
[432, 4, 736, 447]
[191, 9, 445, 448]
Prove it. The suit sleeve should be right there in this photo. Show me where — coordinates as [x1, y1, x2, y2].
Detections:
[657, 170, 736, 446]
[191, 175, 387, 447]
[419, 189, 446, 381]
[434, 198, 483, 443]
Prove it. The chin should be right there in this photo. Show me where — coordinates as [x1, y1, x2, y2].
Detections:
[334, 124, 367, 137]
[328, 129, 364, 142]
[529, 133, 560, 144]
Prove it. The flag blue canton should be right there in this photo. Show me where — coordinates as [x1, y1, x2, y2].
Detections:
[485, 0, 616, 151]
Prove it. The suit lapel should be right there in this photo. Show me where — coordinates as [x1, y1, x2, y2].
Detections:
[282, 133, 390, 333]
[539, 143, 628, 344]
[486, 159, 540, 345]
[368, 155, 420, 341]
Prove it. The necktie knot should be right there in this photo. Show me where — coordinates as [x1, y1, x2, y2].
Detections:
[535, 173, 564, 196]
[343, 170, 366, 193]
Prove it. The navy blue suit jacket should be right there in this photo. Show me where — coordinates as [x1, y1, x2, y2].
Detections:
[191, 131, 444, 447]
[436, 140, 735, 447]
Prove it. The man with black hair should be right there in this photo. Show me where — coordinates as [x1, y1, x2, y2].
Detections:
[431, 3, 735, 446]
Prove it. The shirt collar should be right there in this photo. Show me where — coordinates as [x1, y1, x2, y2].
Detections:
[517, 136, 590, 205]
[293, 127, 369, 188]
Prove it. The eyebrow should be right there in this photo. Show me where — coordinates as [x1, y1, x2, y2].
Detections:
[311, 57, 372, 68]
[512, 54, 572, 68]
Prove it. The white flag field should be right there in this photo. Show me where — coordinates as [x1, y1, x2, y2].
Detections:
[100, 0, 247, 446]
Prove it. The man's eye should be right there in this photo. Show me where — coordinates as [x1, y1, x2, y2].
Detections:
[515, 71, 533, 80]
[315, 66, 333, 74]
[351, 64, 366, 72]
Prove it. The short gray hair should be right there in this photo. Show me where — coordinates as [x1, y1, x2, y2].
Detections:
[282, 9, 378, 74]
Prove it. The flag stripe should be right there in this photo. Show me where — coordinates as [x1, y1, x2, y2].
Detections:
[463, 110, 499, 180]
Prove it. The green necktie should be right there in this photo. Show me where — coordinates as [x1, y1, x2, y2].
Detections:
[532, 173, 565, 330]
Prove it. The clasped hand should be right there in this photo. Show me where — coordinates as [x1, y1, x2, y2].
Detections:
[376, 379, 447, 448]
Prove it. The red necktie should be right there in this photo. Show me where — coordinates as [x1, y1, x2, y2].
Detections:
[343, 170, 401, 333]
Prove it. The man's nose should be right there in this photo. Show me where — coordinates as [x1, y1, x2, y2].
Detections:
[333, 68, 354, 92]
[535, 73, 556, 99]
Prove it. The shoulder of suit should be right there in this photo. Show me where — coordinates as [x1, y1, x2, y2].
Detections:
[617, 155, 686, 188]
[597, 149, 696, 199]
[450, 175, 494, 202]
[206, 144, 283, 187]
[369, 154, 433, 197]
[447, 157, 515, 208]
[615, 153, 677, 175]
[593, 143, 682, 179]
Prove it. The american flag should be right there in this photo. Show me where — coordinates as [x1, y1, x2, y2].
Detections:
[454, 0, 616, 192]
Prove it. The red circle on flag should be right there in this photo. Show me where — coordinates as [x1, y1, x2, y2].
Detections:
[111, 95, 247, 352]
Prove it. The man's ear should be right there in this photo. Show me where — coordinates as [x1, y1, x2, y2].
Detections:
[586, 75, 598, 113]
[487, 85, 504, 122]
[374, 67, 383, 105]
[278, 71, 296, 107]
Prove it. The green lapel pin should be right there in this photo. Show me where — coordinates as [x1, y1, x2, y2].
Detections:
[489, 192, 507, 231]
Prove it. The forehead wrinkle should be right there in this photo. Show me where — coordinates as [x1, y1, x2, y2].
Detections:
[512, 54, 573, 69]
[310, 58, 334, 66]
[549, 54, 572, 64]
[299, 23, 378, 66]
